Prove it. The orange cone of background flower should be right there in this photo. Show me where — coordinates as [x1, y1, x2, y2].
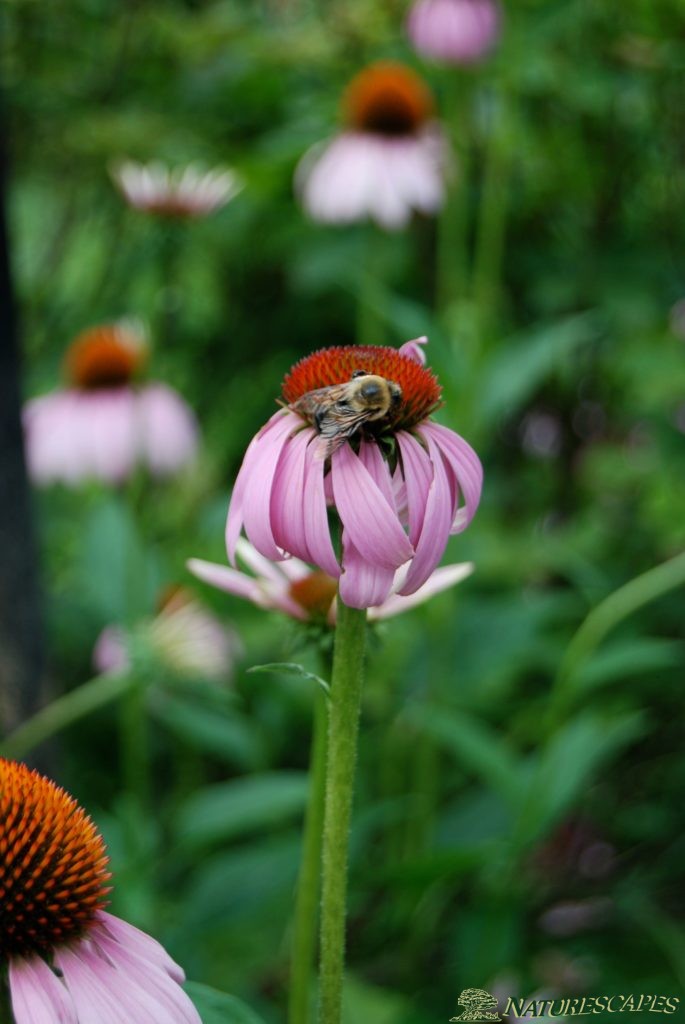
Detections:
[0, 758, 200, 1024]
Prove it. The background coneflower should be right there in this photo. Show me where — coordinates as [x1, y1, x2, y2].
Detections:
[407, 0, 502, 64]
[23, 321, 199, 485]
[0, 758, 200, 1024]
[295, 62, 449, 230]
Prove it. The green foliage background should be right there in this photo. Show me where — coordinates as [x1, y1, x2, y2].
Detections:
[3, 1, 685, 1021]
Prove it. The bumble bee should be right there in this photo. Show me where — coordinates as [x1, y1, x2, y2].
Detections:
[290, 370, 402, 457]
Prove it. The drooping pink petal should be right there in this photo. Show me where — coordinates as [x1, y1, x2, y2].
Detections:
[331, 444, 413, 570]
[398, 430, 454, 595]
[396, 431, 433, 545]
[225, 410, 295, 563]
[398, 336, 428, 364]
[9, 955, 78, 1024]
[369, 562, 474, 620]
[95, 911, 185, 982]
[419, 421, 483, 532]
[338, 534, 396, 609]
[90, 926, 201, 1024]
[270, 427, 312, 564]
[301, 440, 340, 578]
[235, 537, 296, 585]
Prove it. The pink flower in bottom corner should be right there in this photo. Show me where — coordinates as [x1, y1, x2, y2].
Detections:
[295, 62, 449, 230]
[407, 0, 502, 65]
[23, 321, 198, 486]
[188, 538, 474, 624]
[0, 757, 200, 1024]
[214, 337, 482, 611]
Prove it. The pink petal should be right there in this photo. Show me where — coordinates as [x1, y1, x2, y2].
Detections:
[136, 384, 199, 476]
[187, 558, 264, 605]
[398, 430, 454, 595]
[9, 955, 78, 1024]
[95, 911, 185, 982]
[301, 440, 340, 578]
[398, 336, 428, 365]
[338, 535, 396, 608]
[235, 537, 296, 584]
[419, 422, 483, 532]
[270, 427, 312, 563]
[90, 927, 201, 1024]
[369, 562, 474, 620]
[225, 410, 295, 563]
[331, 444, 413, 570]
[396, 431, 433, 545]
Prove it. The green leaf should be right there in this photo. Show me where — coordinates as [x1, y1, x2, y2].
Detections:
[574, 638, 684, 695]
[184, 982, 267, 1024]
[478, 312, 601, 423]
[150, 693, 265, 770]
[176, 771, 309, 850]
[248, 661, 330, 695]
[515, 712, 645, 845]
[405, 705, 527, 809]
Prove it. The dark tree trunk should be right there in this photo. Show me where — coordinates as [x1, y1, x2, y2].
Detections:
[0, 109, 47, 734]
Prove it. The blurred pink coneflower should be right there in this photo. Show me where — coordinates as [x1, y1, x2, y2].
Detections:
[189, 537, 474, 623]
[1, 757, 200, 1024]
[23, 321, 198, 486]
[111, 160, 242, 219]
[222, 338, 482, 610]
[407, 0, 501, 64]
[93, 585, 241, 680]
[296, 62, 449, 230]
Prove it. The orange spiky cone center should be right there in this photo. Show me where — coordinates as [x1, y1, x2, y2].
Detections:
[0, 758, 111, 958]
[343, 62, 433, 136]
[281, 345, 442, 432]
[65, 324, 147, 390]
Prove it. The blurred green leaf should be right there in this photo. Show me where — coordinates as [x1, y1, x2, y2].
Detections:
[515, 711, 646, 845]
[405, 705, 527, 809]
[478, 312, 601, 423]
[150, 693, 265, 769]
[574, 638, 684, 694]
[185, 982, 267, 1024]
[176, 771, 309, 849]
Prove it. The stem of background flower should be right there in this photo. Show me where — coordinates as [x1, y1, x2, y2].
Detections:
[356, 224, 383, 347]
[317, 600, 367, 1024]
[0, 672, 131, 760]
[158, 222, 182, 347]
[288, 681, 329, 1024]
[436, 73, 472, 318]
[472, 84, 511, 345]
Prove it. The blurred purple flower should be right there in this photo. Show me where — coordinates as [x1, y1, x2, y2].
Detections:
[189, 538, 474, 624]
[23, 322, 198, 486]
[407, 0, 502, 64]
[296, 62, 449, 230]
[221, 338, 481, 610]
[111, 160, 242, 219]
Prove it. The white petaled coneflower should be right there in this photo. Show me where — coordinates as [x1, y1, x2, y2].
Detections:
[0, 758, 200, 1023]
[111, 160, 242, 219]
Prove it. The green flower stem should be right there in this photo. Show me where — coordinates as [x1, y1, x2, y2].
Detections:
[0, 672, 130, 760]
[436, 74, 472, 316]
[288, 685, 329, 1024]
[119, 678, 150, 809]
[317, 600, 367, 1024]
[472, 86, 511, 341]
